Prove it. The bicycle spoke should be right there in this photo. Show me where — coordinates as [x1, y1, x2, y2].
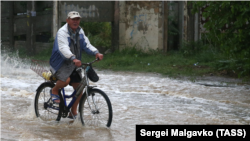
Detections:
[35, 83, 60, 122]
[97, 112, 108, 120]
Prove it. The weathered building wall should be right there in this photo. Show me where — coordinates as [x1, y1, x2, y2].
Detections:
[119, 1, 164, 51]
[59, 1, 113, 23]
[2, 1, 203, 54]
[14, 41, 52, 54]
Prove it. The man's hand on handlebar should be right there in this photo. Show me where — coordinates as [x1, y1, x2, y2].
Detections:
[73, 59, 82, 67]
[96, 53, 103, 61]
[73, 53, 103, 67]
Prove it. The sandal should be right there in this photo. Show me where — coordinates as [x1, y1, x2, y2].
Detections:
[68, 114, 77, 119]
[50, 89, 60, 104]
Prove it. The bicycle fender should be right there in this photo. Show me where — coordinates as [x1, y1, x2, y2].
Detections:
[36, 81, 55, 92]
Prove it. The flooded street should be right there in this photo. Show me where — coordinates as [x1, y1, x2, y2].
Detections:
[1, 55, 250, 141]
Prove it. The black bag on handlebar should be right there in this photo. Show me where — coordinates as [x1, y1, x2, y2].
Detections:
[87, 65, 99, 82]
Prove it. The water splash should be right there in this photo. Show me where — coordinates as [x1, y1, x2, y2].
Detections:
[1, 49, 37, 78]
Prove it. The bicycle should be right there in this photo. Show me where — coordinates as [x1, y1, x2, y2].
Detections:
[33, 59, 113, 127]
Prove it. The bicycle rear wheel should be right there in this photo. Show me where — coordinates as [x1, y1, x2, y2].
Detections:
[79, 89, 113, 127]
[34, 82, 61, 121]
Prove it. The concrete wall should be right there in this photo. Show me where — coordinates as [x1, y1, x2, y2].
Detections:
[2, 1, 203, 53]
[59, 1, 113, 23]
[119, 1, 163, 51]
[14, 41, 52, 54]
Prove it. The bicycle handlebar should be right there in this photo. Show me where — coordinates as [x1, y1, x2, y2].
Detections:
[74, 58, 99, 72]
[81, 58, 99, 66]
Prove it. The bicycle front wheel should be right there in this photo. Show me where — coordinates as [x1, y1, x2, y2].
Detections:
[34, 82, 61, 121]
[79, 89, 113, 127]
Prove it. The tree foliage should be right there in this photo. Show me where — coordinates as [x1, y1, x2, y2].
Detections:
[192, 1, 250, 77]
[80, 22, 111, 48]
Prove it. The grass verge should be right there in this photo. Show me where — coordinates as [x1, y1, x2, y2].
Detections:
[3, 45, 249, 82]
[82, 47, 236, 80]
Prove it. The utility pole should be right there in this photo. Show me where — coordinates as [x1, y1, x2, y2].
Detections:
[163, 1, 168, 53]
[26, 1, 36, 55]
[178, 0, 184, 49]
[112, 1, 119, 52]
[9, 1, 14, 50]
[52, 1, 58, 38]
[187, 2, 194, 42]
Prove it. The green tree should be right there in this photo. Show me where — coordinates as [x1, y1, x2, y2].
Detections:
[192, 1, 250, 77]
[80, 22, 111, 48]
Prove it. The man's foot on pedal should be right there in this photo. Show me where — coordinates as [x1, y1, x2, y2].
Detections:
[68, 111, 78, 119]
[68, 114, 77, 119]
[50, 89, 60, 104]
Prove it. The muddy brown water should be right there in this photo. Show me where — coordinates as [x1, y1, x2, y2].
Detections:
[1, 56, 250, 140]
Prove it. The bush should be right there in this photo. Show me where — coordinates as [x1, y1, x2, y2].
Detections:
[80, 22, 111, 49]
[191, 1, 250, 77]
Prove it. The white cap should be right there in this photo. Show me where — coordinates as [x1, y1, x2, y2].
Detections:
[67, 11, 81, 19]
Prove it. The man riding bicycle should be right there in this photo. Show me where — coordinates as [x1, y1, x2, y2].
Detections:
[49, 11, 103, 119]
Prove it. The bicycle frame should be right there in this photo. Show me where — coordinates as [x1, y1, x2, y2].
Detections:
[49, 75, 87, 111]
[48, 59, 98, 112]
[60, 87, 80, 110]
